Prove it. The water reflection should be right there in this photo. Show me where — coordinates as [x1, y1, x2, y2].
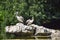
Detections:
[4, 37, 60, 40]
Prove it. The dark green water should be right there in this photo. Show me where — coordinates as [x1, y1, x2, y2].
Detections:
[4, 37, 60, 40]
[5, 33, 60, 40]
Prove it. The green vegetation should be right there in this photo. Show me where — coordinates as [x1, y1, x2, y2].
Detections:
[0, 0, 60, 39]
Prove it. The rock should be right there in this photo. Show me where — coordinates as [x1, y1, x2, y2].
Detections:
[29, 24, 49, 35]
[5, 23, 34, 34]
[5, 26, 10, 32]
[51, 30, 60, 38]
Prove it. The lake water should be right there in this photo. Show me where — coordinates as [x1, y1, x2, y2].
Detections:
[4, 38, 60, 40]
[4, 37, 60, 40]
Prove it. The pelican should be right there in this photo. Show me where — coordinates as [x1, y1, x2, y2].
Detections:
[14, 12, 24, 23]
[26, 17, 34, 25]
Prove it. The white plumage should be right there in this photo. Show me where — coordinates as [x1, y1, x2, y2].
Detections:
[26, 17, 34, 25]
[16, 16, 24, 22]
[14, 12, 24, 23]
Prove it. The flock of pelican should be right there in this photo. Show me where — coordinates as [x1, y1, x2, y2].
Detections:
[5, 12, 60, 37]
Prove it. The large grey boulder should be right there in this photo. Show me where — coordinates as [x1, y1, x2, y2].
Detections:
[5, 23, 33, 33]
[29, 24, 49, 35]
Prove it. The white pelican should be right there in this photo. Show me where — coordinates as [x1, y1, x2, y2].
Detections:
[26, 17, 34, 25]
[14, 12, 24, 23]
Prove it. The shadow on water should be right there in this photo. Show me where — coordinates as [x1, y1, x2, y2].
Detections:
[4, 37, 60, 40]
[12, 35, 60, 40]
[5, 33, 60, 40]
